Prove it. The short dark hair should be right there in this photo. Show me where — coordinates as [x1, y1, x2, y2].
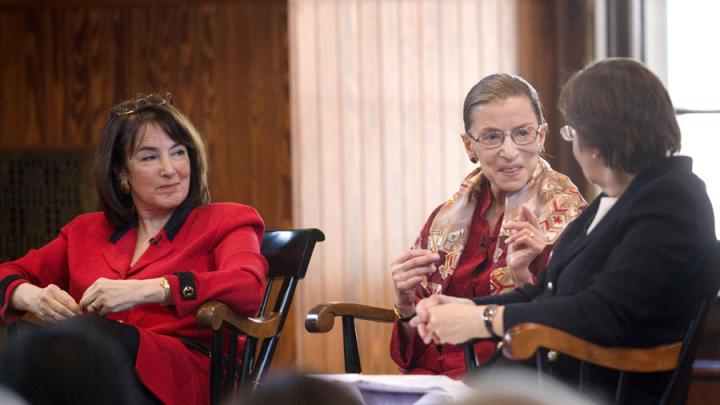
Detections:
[95, 101, 210, 228]
[558, 58, 681, 174]
[463, 73, 545, 132]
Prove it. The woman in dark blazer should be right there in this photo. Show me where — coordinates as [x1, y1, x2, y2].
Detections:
[0, 94, 267, 405]
[410, 58, 717, 402]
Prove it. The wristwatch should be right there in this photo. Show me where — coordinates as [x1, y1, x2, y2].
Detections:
[160, 277, 172, 305]
[481, 304, 501, 339]
[393, 304, 416, 323]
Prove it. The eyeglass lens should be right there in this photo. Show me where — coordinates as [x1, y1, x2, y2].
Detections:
[473, 127, 538, 148]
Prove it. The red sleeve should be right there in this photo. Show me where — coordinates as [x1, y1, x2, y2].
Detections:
[170, 206, 268, 318]
[388, 205, 443, 370]
[0, 222, 72, 322]
[390, 320, 429, 371]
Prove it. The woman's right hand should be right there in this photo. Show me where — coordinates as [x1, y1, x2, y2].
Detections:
[9, 283, 81, 323]
[391, 249, 440, 315]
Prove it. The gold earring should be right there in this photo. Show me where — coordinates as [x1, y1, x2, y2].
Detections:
[120, 179, 131, 194]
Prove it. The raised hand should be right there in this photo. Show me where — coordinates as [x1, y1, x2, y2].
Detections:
[503, 206, 546, 284]
[391, 249, 439, 317]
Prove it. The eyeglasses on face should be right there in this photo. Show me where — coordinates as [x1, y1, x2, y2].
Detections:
[111, 92, 173, 116]
[560, 125, 577, 142]
[467, 125, 541, 149]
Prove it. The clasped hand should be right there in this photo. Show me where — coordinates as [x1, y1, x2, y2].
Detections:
[79, 278, 154, 316]
[12, 278, 155, 322]
[409, 294, 488, 345]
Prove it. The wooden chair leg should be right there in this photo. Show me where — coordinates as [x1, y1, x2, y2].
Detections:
[210, 330, 224, 405]
[579, 361, 588, 393]
[342, 316, 362, 373]
[614, 371, 627, 405]
[224, 329, 239, 399]
[240, 336, 257, 386]
[253, 336, 280, 384]
[464, 344, 479, 373]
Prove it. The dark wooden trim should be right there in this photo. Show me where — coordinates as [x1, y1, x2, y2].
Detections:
[0, 0, 284, 10]
[516, 0, 595, 199]
[605, 0, 635, 58]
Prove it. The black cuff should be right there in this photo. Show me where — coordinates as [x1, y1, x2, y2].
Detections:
[0, 275, 24, 306]
[174, 272, 197, 301]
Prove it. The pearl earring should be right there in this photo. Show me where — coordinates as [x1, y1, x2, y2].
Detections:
[591, 153, 597, 159]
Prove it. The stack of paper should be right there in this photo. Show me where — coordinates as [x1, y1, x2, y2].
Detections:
[313, 374, 476, 405]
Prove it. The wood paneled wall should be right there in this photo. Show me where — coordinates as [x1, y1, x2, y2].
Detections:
[0, 0, 291, 220]
[0, 0, 295, 364]
[516, 0, 595, 197]
[290, 0, 518, 374]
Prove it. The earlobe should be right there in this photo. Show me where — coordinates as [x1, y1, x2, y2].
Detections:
[115, 169, 131, 194]
[460, 132, 471, 148]
[114, 166, 128, 181]
[538, 123, 548, 143]
[461, 134, 479, 165]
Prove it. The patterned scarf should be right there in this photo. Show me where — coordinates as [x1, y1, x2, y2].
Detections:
[418, 158, 586, 296]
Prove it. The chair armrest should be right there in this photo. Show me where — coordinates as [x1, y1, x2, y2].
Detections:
[502, 322, 682, 373]
[196, 301, 281, 339]
[305, 302, 395, 333]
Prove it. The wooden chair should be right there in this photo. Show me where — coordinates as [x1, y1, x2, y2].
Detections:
[305, 302, 491, 374]
[305, 302, 395, 373]
[2, 228, 325, 405]
[197, 228, 325, 404]
[306, 242, 719, 405]
[496, 243, 720, 405]
[688, 297, 720, 403]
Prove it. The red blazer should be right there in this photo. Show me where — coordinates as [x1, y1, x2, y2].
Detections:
[0, 203, 268, 405]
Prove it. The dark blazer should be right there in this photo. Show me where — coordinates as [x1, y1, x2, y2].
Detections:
[0, 203, 268, 405]
[474, 156, 717, 401]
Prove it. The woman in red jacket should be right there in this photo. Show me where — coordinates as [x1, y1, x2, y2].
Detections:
[0, 93, 268, 404]
[389, 74, 586, 378]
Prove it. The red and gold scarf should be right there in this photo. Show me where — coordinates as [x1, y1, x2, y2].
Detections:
[417, 158, 586, 296]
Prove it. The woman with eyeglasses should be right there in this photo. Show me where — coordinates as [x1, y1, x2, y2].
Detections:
[410, 58, 717, 402]
[390, 74, 587, 378]
[0, 94, 267, 405]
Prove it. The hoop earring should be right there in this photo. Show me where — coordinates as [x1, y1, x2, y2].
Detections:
[120, 179, 131, 194]
[470, 156, 478, 164]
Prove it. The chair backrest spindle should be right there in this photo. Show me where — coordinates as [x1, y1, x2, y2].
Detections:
[208, 228, 325, 404]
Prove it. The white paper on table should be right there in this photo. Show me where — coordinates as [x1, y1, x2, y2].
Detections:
[312, 374, 476, 404]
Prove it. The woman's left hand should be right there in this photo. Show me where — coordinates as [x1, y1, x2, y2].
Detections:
[411, 300, 487, 345]
[504, 206, 546, 284]
[79, 278, 161, 316]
